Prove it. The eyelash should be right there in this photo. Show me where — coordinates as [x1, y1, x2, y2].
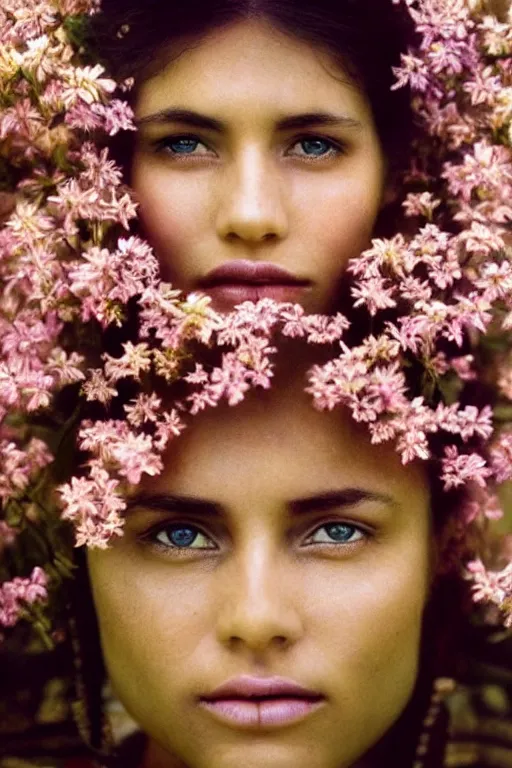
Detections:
[140, 519, 367, 555]
[151, 133, 347, 162]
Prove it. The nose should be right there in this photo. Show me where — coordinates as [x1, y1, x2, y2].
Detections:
[215, 539, 303, 654]
[216, 147, 289, 245]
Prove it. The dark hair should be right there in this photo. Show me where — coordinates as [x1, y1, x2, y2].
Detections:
[87, 0, 416, 174]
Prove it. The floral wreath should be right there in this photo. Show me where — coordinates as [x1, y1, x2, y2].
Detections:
[0, 0, 511, 652]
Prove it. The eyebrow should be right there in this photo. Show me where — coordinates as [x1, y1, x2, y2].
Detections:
[290, 489, 396, 515]
[135, 108, 363, 133]
[125, 488, 395, 517]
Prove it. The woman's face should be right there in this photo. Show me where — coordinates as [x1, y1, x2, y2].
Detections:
[88, 391, 433, 768]
[131, 19, 387, 313]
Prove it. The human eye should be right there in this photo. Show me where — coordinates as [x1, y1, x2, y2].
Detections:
[144, 522, 217, 552]
[305, 521, 366, 546]
[152, 134, 213, 158]
[287, 135, 347, 161]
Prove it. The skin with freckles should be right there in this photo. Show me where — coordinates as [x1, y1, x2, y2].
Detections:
[87, 386, 433, 768]
[131, 19, 387, 313]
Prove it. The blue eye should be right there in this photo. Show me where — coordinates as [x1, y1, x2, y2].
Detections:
[308, 523, 364, 545]
[154, 524, 215, 550]
[155, 135, 209, 156]
[169, 137, 199, 154]
[290, 137, 341, 159]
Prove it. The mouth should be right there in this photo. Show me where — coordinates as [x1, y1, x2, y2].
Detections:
[202, 283, 310, 308]
[198, 676, 325, 729]
[199, 696, 325, 729]
[197, 260, 311, 309]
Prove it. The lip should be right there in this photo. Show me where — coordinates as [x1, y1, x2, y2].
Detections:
[197, 261, 312, 310]
[204, 675, 322, 699]
[199, 675, 325, 729]
[204, 283, 309, 309]
[198, 260, 310, 288]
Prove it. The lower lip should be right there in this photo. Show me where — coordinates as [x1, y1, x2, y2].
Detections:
[205, 284, 309, 309]
[199, 697, 325, 729]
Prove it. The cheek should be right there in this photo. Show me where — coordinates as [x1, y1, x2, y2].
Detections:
[299, 552, 429, 749]
[306, 547, 429, 678]
[132, 165, 212, 280]
[291, 168, 384, 267]
[93, 563, 212, 666]
[88, 557, 203, 705]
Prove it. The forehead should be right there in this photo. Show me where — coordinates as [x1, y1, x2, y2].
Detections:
[145, 390, 428, 510]
[134, 18, 372, 125]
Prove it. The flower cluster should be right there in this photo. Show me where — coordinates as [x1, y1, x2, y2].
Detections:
[0, 0, 511, 647]
[0, 567, 48, 638]
[59, 298, 350, 548]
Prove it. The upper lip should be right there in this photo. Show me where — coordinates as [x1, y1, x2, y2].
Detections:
[201, 675, 323, 701]
[198, 260, 310, 287]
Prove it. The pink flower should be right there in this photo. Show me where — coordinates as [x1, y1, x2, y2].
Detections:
[428, 39, 472, 76]
[464, 65, 503, 106]
[396, 427, 430, 464]
[435, 403, 494, 441]
[475, 261, 512, 302]
[59, 464, 126, 548]
[450, 293, 493, 339]
[78, 419, 131, 461]
[110, 433, 163, 485]
[0, 437, 52, 501]
[125, 393, 162, 427]
[61, 64, 116, 108]
[352, 276, 397, 316]
[348, 234, 411, 278]
[392, 54, 431, 92]
[92, 99, 136, 136]
[441, 446, 492, 490]
[300, 312, 350, 344]
[0, 99, 44, 142]
[466, 559, 512, 625]
[97, 190, 138, 229]
[450, 355, 477, 381]
[103, 342, 152, 382]
[386, 315, 435, 356]
[6, 200, 55, 245]
[398, 276, 433, 303]
[0, 567, 48, 629]
[185, 364, 209, 386]
[443, 141, 512, 203]
[76, 144, 124, 190]
[64, 102, 104, 132]
[461, 486, 503, 524]
[402, 191, 441, 219]
[153, 410, 186, 451]
[306, 355, 370, 411]
[393, 397, 433, 463]
[81, 369, 118, 404]
[478, 15, 512, 57]
[280, 304, 307, 338]
[489, 431, 512, 484]
[359, 334, 401, 363]
[365, 362, 409, 415]
[457, 221, 506, 257]
[46, 349, 85, 386]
